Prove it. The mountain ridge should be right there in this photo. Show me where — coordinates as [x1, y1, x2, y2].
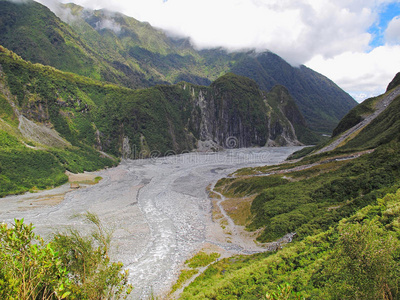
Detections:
[0, 45, 306, 197]
[0, 0, 357, 134]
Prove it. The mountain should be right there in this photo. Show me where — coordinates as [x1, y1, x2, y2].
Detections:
[177, 73, 400, 299]
[0, 0, 357, 134]
[314, 73, 400, 153]
[224, 50, 356, 132]
[0, 46, 305, 197]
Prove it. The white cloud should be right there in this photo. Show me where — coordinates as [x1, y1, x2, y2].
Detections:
[306, 45, 400, 102]
[98, 0, 378, 65]
[43, 0, 400, 99]
[94, 18, 122, 33]
[35, 0, 78, 23]
[53, 0, 395, 66]
[385, 16, 400, 44]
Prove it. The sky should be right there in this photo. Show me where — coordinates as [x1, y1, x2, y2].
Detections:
[36, 0, 400, 102]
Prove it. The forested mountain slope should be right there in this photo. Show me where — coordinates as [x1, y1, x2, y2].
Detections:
[0, 46, 305, 197]
[0, 0, 357, 134]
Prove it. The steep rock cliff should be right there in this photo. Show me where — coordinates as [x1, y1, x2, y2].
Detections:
[179, 74, 303, 151]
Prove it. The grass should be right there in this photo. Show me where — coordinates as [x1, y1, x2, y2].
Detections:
[171, 251, 221, 295]
[170, 269, 199, 293]
[186, 252, 221, 269]
[212, 142, 400, 243]
[221, 197, 254, 226]
[69, 176, 103, 186]
[179, 189, 400, 300]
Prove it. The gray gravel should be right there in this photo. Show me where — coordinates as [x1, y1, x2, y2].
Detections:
[0, 147, 301, 299]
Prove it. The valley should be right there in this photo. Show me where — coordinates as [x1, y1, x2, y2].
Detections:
[0, 146, 301, 299]
[1, 1, 399, 298]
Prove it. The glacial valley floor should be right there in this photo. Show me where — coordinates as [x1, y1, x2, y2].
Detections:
[0, 147, 301, 299]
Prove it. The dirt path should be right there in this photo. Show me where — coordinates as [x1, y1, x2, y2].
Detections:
[316, 86, 400, 154]
[210, 187, 267, 253]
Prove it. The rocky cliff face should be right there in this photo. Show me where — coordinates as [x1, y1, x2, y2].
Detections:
[180, 74, 303, 152]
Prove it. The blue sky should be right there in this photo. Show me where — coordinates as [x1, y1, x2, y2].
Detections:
[369, 2, 400, 47]
[41, 0, 400, 102]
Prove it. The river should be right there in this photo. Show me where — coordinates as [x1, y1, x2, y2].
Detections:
[0, 147, 301, 299]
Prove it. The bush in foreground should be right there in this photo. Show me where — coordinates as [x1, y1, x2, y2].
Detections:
[0, 213, 132, 299]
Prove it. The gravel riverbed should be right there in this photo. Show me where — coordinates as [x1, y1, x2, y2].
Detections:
[0, 147, 301, 299]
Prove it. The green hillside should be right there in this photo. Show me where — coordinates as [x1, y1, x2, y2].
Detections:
[180, 188, 400, 299]
[332, 75, 400, 151]
[0, 46, 306, 197]
[0, 0, 357, 134]
[230, 51, 356, 133]
[0, 0, 105, 80]
[177, 74, 400, 299]
[0, 49, 119, 197]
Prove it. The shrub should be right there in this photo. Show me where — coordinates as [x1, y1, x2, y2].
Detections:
[0, 214, 132, 300]
[52, 212, 133, 299]
[324, 220, 400, 299]
[0, 219, 71, 300]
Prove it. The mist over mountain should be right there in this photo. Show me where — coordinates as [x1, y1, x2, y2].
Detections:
[0, 0, 356, 134]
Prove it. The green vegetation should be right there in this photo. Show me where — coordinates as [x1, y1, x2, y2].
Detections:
[171, 251, 221, 294]
[0, 54, 117, 196]
[180, 189, 400, 299]
[216, 175, 289, 198]
[0, 127, 115, 197]
[0, 148, 68, 197]
[336, 93, 400, 151]
[266, 283, 304, 300]
[287, 145, 316, 160]
[0, 219, 71, 300]
[171, 269, 199, 294]
[186, 252, 221, 269]
[332, 95, 378, 137]
[0, 213, 132, 299]
[230, 53, 356, 133]
[217, 142, 400, 242]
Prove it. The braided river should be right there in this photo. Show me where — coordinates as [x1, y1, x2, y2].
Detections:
[0, 147, 301, 298]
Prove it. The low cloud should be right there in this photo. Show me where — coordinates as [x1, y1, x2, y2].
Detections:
[306, 45, 400, 102]
[56, 0, 395, 67]
[41, 0, 400, 99]
[78, 0, 379, 66]
[35, 0, 78, 23]
[94, 18, 122, 34]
